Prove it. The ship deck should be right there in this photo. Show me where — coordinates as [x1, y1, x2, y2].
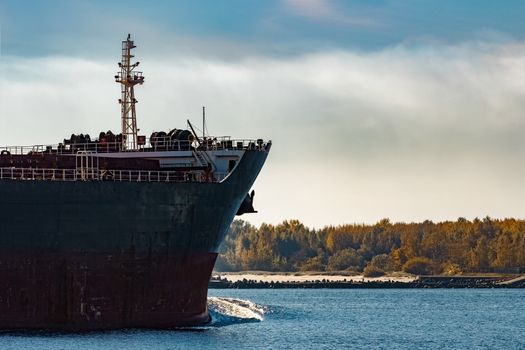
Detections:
[0, 137, 271, 183]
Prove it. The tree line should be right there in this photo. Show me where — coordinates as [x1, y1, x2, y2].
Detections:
[216, 217, 525, 275]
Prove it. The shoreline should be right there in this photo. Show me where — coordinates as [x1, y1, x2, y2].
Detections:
[213, 272, 416, 284]
[210, 272, 525, 289]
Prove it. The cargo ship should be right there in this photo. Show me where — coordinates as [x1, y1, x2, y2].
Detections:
[0, 35, 270, 330]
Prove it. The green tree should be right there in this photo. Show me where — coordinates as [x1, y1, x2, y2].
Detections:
[327, 248, 362, 271]
[369, 254, 394, 272]
[299, 255, 326, 272]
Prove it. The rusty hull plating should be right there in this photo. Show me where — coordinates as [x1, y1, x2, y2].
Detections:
[0, 149, 270, 330]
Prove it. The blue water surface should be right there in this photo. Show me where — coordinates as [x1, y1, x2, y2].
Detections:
[0, 289, 523, 349]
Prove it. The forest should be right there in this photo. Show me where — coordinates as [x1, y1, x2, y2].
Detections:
[215, 217, 525, 276]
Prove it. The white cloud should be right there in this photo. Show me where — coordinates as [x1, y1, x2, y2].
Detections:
[0, 39, 524, 227]
[285, 0, 334, 17]
[284, 0, 378, 27]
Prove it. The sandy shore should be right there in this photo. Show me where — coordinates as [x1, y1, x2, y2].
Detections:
[213, 272, 416, 283]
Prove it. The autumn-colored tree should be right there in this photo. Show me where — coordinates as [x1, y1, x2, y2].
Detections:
[403, 257, 433, 275]
[216, 218, 525, 274]
[363, 265, 385, 277]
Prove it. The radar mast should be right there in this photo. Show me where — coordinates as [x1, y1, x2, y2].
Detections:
[115, 34, 144, 150]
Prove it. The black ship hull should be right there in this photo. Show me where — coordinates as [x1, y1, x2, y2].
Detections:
[0, 149, 268, 330]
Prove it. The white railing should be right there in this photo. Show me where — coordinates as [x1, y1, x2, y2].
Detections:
[0, 167, 228, 183]
[0, 137, 270, 156]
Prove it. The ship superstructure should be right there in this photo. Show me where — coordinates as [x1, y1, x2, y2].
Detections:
[0, 35, 270, 330]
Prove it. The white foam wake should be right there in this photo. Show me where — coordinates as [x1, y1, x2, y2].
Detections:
[207, 297, 265, 326]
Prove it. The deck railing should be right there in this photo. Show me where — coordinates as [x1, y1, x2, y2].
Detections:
[0, 167, 228, 183]
[0, 137, 270, 156]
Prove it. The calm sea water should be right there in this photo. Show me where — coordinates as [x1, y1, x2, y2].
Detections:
[0, 289, 523, 349]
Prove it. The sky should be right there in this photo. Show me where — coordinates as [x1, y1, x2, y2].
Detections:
[0, 0, 524, 228]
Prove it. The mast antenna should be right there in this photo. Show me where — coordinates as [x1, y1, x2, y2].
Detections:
[115, 33, 144, 150]
[202, 106, 206, 140]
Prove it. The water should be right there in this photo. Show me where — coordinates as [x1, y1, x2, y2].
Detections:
[0, 289, 523, 349]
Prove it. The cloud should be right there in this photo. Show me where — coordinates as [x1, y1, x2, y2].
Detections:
[284, 0, 378, 27]
[0, 38, 524, 227]
[285, 0, 333, 17]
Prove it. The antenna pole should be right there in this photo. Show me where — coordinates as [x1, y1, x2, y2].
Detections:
[202, 106, 206, 140]
[115, 34, 145, 151]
